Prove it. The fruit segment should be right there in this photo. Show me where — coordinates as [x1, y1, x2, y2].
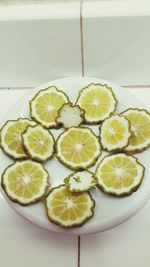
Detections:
[76, 83, 117, 123]
[46, 185, 95, 228]
[1, 160, 49, 205]
[121, 108, 150, 153]
[56, 103, 85, 128]
[22, 124, 55, 162]
[96, 153, 144, 196]
[30, 86, 69, 128]
[100, 114, 131, 152]
[56, 126, 102, 170]
[64, 170, 97, 192]
[0, 118, 36, 159]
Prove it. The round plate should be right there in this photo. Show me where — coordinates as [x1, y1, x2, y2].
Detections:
[0, 77, 150, 235]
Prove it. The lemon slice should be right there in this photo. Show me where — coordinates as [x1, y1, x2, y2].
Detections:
[76, 83, 117, 123]
[96, 153, 144, 196]
[0, 118, 36, 159]
[64, 170, 97, 192]
[56, 103, 85, 128]
[121, 108, 150, 153]
[56, 127, 102, 170]
[30, 86, 69, 128]
[22, 124, 55, 162]
[1, 160, 49, 205]
[45, 185, 95, 228]
[100, 115, 131, 152]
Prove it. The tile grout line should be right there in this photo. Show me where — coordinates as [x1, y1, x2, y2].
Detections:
[78, 236, 81, 267]
[78, 1, 84, 267]
[0, 85, 149, 90]
[80, 0, 84, 77]
[122, 85, 150, 88]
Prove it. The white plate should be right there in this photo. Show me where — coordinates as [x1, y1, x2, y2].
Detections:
[0, 77, 150, 235]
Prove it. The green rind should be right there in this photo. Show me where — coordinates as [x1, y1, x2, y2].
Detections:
[56, 103, 85, 129]
[99, 114, 132, 153]
[22, 124, 55, 163]
[45, 184, 95, 228]
[29, 86, 70, 129]
[0, 118, 36, 160]
[75, 83, 118, 124]
[55, 126, 102, 171]
[1, 160, 50, 206]
[121, 108, 150, 153]
[96, 154, 145, 197]
[64, 170, 98, 193]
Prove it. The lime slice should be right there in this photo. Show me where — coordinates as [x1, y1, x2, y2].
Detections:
[96, 153, 144, 196]
[76, 83, 117, 123]
[0, 118, 36, 159]
[1, 160, 49, 205]
[30, 86, 69, 128]
[22, 124, 55, 162]
[121, 108, 150, 153]
[64, 170, 97, 192]
[56, 127, 102, 170]
[56, 103, 85, 128]
[100, 115, 131, 152]
[45, 185, 95, 228]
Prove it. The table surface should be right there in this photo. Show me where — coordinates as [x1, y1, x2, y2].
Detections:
[0, 86, 150, 267]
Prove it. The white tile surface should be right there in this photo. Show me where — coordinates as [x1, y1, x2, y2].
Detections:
[0, 89, 78, 267]
[81, 200, 150, 267]
[0, 198, 78, 267]
[0, 1, 81, 87]
[81, 88, 150, 267]
[82, 1, 150, 85]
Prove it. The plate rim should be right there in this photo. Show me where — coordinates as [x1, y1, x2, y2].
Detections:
[0, 76, 150, 235]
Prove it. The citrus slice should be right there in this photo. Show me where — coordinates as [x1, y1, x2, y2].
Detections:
[0, 118, 36, 159]
[96, 153, 144, 196]
[76, 83, 117, 123]
[22, 124, 55, 162]
[56, 103, 85, 128]
[64, 170, 97, 192]
[100, 115, 131, 152]
[30, 86, 69, 128]
[45, 185, 95, 228]
[56, 127, 102, 170]
[121, 108, 150, 153]
[1, 160, 49, 205]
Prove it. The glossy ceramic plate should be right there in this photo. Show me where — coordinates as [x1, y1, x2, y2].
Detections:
[0, 77, 150, 235]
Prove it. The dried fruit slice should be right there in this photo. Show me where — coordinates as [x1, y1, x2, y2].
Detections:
[56, 103, 85, 128]
[1, 160, 49, 205]
[100, 115, 131, 152]
[45, 185, 95, 228]
[121, 108, 150, 153]
[76, 83, 117, 124]
[22, 124, 55, 162]
[96, 153, 144, 197]
[0, 118, 36, 159]
[56, 127, 102, 170]
[64, 170, 97, 192]
[30, 86, 69, 128]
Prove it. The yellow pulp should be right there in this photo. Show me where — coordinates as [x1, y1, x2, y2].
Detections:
[79, 89, 112, 119]
[103, 119, 126, 145]
[7, 162, 44, 198]
[35, 92, 67, 124]
[59, 129, 98, 164]
[98, 156, 137, 189]
[26, 129, 52, 155]
[4, 120, 32, 156]
[126, 112, 150, 147]
[50, 187, 89, 221]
